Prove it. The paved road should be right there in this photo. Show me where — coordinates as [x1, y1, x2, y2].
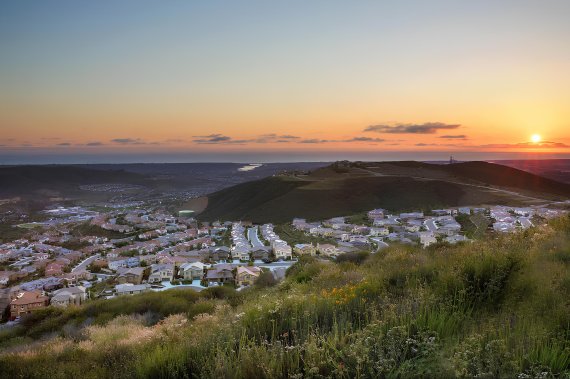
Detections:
[247, 226, 265, 248]
[424, 219, 438, 232]
[72, 253, 100, 272]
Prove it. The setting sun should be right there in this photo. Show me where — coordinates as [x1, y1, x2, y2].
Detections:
[531, 134, 542, 143]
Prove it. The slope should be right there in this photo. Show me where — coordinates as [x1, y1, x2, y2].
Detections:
[198, 161, 570, 223]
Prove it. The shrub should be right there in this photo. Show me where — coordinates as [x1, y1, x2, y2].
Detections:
[254, 271, 277, 288]
[335, 251, 369, 265]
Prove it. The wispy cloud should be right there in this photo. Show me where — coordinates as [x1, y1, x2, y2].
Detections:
[57, 142, 72, 146]
[344, 137, 385, 142]
[259, 133, 300, 140]
[192, 133, 389, 145]
[111, 138, 146, 145]
[85, 141, 104, 146]
[439, 135, 467, 139]
[299, 139, 330, 144]
[193, 134, 239, 144]
[365, 122, 461, 134]
[194, 133, 303, 145]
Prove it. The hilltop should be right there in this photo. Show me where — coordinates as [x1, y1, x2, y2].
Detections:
[198, 161, 570, 223]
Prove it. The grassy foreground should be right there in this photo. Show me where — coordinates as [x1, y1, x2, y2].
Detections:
[1, 218, 570, 378]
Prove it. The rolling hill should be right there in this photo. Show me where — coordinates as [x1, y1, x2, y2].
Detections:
[198, 161, 570, 223]
[0, 165, 148, 197]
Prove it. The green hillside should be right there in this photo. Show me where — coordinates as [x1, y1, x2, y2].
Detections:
[0, 165, 148, 197]
[198, 161, 570, 223]
[1, 216, 569, 378]
[363, 161, 570, 198]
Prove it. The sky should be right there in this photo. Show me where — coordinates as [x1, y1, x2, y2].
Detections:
[1, 0, 569, 163]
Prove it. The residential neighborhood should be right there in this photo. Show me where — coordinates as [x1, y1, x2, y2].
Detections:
[0, 201, 567, 324]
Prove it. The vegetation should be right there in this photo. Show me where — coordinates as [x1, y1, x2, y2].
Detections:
[1, 216, 570, 378]
[274, 223, 337, 246]
[71, 221, 131, 239]
[455, 213, 491, 239]
[197, 161, 570, 223]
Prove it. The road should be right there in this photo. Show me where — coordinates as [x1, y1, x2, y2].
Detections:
[247, 226, 265, 248]
[72, 253, 100, 272]
[424, 219, 438, 232]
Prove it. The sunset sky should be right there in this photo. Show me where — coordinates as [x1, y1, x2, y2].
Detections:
[1, 1, 569, 163]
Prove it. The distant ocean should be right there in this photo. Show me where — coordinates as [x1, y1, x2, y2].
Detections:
[1, 151, 569, 165]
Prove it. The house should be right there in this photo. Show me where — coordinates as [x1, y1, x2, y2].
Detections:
[108, 256, 140, 271]
[205, 265, 234, 286]
[236, 266, 262, 287]
[210, 246, 230, 262]
[419, 232, 437, 248]
[116, 267, 145, 284]
[294, 244, 316, 256]
[368, 227, 389, 237]
[405, 224, 421, 233]
[9, 290, 49, 320]
[148, 263, 175, 283]
[367, 209, 385, 220]
[316, 243, 342, 257]
[61, 269, 92, 286]
[251, 247, 271, 261]
[231, 245, 251, 261]
[115, 283, 151, 296]
[51, 286, 87, 307]
[45, 262, 64, 276]
[272, 242, 292, 260]
[179, 262, 207, 281]
[400, 212, 424, 220]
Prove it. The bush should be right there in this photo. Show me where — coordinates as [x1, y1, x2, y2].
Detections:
[254, 271, 277, 288]
[335, 251, 369, 265]
[286, 255, 322, 283]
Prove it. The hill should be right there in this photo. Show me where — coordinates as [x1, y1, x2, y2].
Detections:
[1, 216, 569, 378]
[0, 165, 148, 197]
[198, 161, 570, 223]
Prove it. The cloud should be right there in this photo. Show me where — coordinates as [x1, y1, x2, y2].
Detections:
[344, 137, 385, 142]
[192, 134, 233, 144]
[57, 142, 71, 146]
[192, 134, 254, 144]
[85, 141, 104, 146]
[111, 138, 146, 145]
[191, 133, 388, 145]
[278, 134, 300, 139]
[299, 139, 330, 144]
[479, 141, 570, 149]
[439, 135, 467, 139]
[364, 122, 461, 134]
[193, 133, 304, 145]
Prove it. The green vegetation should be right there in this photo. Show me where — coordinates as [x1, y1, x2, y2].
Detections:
[274, 223, 337, 246]
[198, 161, 570, 224]
[456, 213, 491, 239]
[0, 223, 29, 243]
[71, 221, 131, 239]
[345, 212, 372, 226]
[1, 216, 570, 378]
[197, 161, 567, 223]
